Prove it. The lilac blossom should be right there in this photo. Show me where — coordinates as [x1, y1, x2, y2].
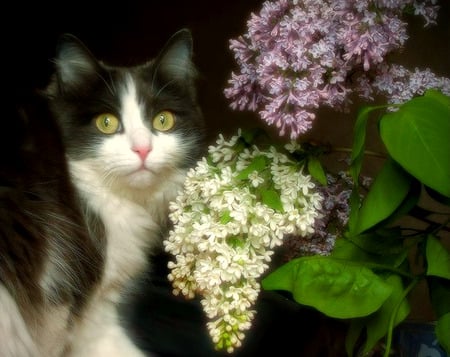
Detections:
[164, 130, 323, 353]
[282, 171, 373, 260]
[224, 0, 446, 139]
[368, 64, 450, 105]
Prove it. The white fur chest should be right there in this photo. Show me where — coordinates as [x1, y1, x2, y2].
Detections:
[96, 192, 158, 290]
[69, 159, 185, 296]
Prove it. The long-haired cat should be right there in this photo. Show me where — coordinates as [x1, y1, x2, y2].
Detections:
[0, 28, 205, 356]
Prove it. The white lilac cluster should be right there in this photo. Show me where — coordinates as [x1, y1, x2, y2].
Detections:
[164, 130, 323, 353]
[224, 0, 448, 139]
[283, 171, 371, 261]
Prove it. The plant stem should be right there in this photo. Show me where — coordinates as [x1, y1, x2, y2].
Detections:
[383, 278, 420, 357]
[359, 262, 416, 280]
[331, 146, 387, 159]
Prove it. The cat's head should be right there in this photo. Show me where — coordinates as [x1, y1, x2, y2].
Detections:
[45, 29, 205, 190]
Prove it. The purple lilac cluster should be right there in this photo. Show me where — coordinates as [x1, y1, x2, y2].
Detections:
[224, 0, 446, 139]
[368, 64, 450, 105]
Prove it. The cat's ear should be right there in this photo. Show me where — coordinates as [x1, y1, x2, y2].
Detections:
[53, 34, 100, 88]
[154, 28, 196, 81]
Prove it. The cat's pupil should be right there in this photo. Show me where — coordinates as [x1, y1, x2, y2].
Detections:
[104, 117, 111, 127]
[159, 114, 165, 125]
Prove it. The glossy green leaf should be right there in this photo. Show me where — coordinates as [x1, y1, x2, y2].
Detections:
[331, 237, 373, 261]
[350, 104, 387, 183]
[240, 128, 265, 145]
[376, 178, 421, 228]
[345, 275, 410, 356]
[428, 276, 450, 353]
[380, 90, 450, 197]
[353, 159, 413, 235]
[307, 156, 327, 185]
[235, 155, 267, 180]
[348, 105, 387, 236]
[436, 312, 450, 354]
[220, 210, 232, 224]
[426, 235, 450, 279]
[262, 257, 392, 318]
[345, 318, 364, 357]
[425, 186, 450, 206]
[361, 275, 410, 354]
[260, 189, 284, 212]
[428, 276, 450, 318]
[335, 232, 408, 268]
[347, 189, 362, 236]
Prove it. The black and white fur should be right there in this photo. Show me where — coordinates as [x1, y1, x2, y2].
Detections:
[0, 29, 204, 356]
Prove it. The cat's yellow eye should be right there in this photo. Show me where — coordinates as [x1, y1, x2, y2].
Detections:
[152, 111, 175, 132]
[94, 113, 120, 134]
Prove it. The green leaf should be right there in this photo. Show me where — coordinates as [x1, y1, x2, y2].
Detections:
[350, 111, 367, 184]
[436, 312, 450, 354]
[357, 173, 420, 232]
[348, 106, 382, 234]
[345, 275, 410, 356]
[307, 156, 328, 185]
[262, 256, 393, 319]
[428, 276, 450, 318]
[428, 276, 450, 355]
[331, 237, 373, 261]
[377, 178, 421, 228]
[239, 127, 267, 145]
[260, 189, 284, 212]
[350, 105, 387, 183]
[345, 319, 365, 357]
[426, 235, 450, 279]
[353, 159, 413, 235]
[361, 275, 410, 354]
[347, 189, 362, 236]
[336, 231, 408, 268]
[220, 210, 232, 224]
[380, 90, 450, 197]
[425, 186, 450, 206]
[235, 155, 267, 180]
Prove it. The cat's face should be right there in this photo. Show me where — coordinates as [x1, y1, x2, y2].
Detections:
[46, 30, 204, 190]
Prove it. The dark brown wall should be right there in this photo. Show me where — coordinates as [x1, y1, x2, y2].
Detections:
[5, 0, 449, 147]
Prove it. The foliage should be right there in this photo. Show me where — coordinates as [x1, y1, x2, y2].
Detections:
[166, 1, 450, 354]
[262, 89, 450, 356]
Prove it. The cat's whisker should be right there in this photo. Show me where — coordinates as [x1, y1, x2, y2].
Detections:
[95, 71, 116, 96]
[99, 169, 120, 187]
[107, 71, 117, 94]
[153, 79, 176, 100]
[150, 54, 165, 94]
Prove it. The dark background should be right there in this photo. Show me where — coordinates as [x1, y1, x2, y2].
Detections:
[5, 0, 266, 144]
[5, 0, 450, 146]
[3, 1, 449, 356]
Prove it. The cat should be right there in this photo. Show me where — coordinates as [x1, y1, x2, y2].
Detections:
[0, 28, 205, 356]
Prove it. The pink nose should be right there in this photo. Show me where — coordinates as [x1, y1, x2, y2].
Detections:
[133, 146, 151, 161]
